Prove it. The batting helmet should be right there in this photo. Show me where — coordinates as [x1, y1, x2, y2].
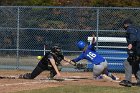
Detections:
[77, 41, 86, 50]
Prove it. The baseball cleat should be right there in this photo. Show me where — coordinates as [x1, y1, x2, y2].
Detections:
[119, 80, 132, 87]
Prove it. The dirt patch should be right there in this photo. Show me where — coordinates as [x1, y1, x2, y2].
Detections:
[0, 70, 135, 93]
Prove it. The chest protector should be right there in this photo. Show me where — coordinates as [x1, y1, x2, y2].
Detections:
[40, 52, 64, 67]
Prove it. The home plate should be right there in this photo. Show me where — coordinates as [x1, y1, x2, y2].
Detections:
[52, 78, 79, 81]
[40, 76, 89, 81]
[40, 78, 78, 81]
[112, 80, 121, 83]
[63, 78, 79, 81]
[65, 76, 89, 79]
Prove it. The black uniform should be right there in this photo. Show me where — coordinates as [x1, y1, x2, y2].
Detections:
[119, 19, 140, 87]
[19, 45, 64, 79]
[126, 25, 140, 81]
[126, 25, 140, 56]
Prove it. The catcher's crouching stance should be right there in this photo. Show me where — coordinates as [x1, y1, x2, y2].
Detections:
[19, 45, 72, 79]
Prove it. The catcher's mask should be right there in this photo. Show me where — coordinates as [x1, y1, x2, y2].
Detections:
[123, 19, 132, 30]
[123, 19, 132, 25]
[51, 45, 62, 55]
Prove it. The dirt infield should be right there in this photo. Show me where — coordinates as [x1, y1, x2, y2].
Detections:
[0, 70, 136, 93]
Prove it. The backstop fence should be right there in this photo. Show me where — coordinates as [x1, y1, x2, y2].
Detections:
[0, 6, 140, 72]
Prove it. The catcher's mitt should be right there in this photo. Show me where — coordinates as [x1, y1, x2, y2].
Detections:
[75, 63, 85, 69]
[69, 60, 86, 69]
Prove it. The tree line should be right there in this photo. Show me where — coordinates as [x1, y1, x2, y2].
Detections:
[0, 0, 140, 7]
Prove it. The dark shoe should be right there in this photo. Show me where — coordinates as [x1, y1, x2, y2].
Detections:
[18, 73, 32, 79]
[119, 80, 132, 87]
[135, 83, 140, 87]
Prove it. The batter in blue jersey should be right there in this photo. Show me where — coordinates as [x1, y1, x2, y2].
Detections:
[72, 44, 105, 65]
[71, 34, 119, 80]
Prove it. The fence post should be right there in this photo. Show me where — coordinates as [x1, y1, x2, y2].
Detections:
[16, 7, 20, 69]
[96, 8, 99, 50]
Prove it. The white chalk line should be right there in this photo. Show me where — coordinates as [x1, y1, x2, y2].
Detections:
[0, 77, 120, 88]
[0, 75, 88, 87]
[0, 76, 83, 87]
[0, 80, 57, 87]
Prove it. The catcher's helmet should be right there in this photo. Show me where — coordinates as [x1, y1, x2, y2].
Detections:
[77, 41, 86, 50]
[51, 44, 62, 54]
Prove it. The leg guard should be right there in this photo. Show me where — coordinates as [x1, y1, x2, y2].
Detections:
[30, 65, 44, 79]
[19, 66, 44, 79]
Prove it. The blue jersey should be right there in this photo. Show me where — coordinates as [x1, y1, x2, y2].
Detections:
[72, 44, 105, 65]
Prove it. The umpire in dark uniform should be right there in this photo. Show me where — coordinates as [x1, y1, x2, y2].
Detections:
[119, 19, 140, 87]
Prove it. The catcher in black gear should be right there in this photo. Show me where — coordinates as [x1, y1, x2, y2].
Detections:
[19, 44, 74, 79]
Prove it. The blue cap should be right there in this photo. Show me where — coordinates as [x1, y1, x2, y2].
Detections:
[77, 41, 86, 50]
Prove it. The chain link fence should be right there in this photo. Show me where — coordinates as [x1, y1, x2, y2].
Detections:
[0, 6, 140, 72]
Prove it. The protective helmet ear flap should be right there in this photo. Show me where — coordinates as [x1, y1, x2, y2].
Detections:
[77, 41, 86, 50]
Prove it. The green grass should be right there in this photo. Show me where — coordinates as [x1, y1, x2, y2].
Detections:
[14, 85, 140, 93]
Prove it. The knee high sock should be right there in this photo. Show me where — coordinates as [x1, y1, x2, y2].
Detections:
[105, 71, 116, 80]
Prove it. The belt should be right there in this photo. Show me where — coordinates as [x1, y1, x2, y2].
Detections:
[94, 59, 106, 65]
[95, 63, 101, 65]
